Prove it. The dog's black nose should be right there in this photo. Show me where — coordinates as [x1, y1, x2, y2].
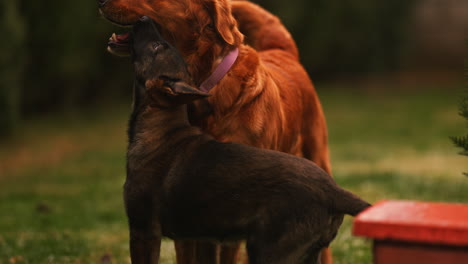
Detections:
[140, 16, 151, 22]
[98, 0, 109, 7]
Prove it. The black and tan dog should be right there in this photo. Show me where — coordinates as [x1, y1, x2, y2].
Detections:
[125, 16, 370, 264]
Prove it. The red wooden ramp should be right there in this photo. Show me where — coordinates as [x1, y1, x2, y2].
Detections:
[352, 200, 468, 264]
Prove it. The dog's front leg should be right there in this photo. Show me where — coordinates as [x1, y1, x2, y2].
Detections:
[129, 228, 161, 264]
[125, 196, 162, 264]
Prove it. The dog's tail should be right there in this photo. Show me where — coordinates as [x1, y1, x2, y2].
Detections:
[330, 186, 371, 217]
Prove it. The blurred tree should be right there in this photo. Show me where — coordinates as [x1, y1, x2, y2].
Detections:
[252, 0, 417, 78]
[450, 93, 468, 176]
[0, 0, 26, 137]
[450, 58, 468, 176]
[0, 0, 424, 135]
[20, 0, 132, 114]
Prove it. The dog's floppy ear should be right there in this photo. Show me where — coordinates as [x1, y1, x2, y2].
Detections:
[146, 79, 210, 104]
[208, 0, 243, 45]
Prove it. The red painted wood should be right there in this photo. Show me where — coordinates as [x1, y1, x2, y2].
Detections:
[372, 240, 468, 264]
[353, 200, 468, 246]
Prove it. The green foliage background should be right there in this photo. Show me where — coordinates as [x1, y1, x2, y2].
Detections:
[0, 0, 26, 136]
[450, 58, 468, 165]
[0, 0, 422, 135]
[0, 1, 133, 136]
[256, 0, 416, 76]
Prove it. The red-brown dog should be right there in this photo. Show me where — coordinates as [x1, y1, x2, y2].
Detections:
[99, 0, 332, 263]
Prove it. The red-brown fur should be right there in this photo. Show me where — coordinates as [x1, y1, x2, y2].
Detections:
[99, 0, 332, 263]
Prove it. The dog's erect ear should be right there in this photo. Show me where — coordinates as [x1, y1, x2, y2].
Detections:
[165, 80, 211, 103]
[208, 0, 243, 45]
[146, 79, 210, 104]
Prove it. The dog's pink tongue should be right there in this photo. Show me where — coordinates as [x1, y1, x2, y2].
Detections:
[116, 32, 130, 43]
[108, 32, 131, 56]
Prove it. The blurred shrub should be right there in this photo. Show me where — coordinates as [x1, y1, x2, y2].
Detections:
[0, 0, 26, 136]
[20, 1, 132, 114]
[0, 1, 134, 137]
[253, 0, 417, 78]
[0, 0, 417, 137]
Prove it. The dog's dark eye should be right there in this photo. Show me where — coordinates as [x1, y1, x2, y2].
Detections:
[152, 42, 162, 52]
[206, 24, 215, 31]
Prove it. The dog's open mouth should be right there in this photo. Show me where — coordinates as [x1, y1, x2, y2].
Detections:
[108, 32, 132, 57]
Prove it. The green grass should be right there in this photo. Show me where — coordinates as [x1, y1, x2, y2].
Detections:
[1, 86, 467, 264]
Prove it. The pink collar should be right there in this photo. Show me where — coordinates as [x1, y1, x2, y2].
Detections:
[199, 48, 239, 92]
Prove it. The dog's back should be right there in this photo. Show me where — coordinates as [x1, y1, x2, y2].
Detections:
[163, 139, 369, 233]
